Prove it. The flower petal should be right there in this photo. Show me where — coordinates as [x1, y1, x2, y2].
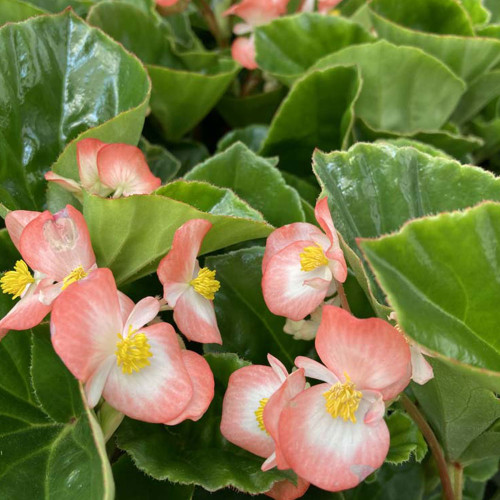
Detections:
[262, 241, 332, 321]
[118, 291, 135, 324]
[294, 356, 338, 385]
[50, 268, 122, 382]
[316, 306, 412, 400]
[220, 365, 281, 458]
[278, 384, 390, 492]
[158, 219, 212, 305]
[265, 477, 310, 500]
[85, 355, 115, 408]
[5, 210, 40, 251]
[97, 143, 161, 196]
[231, 37, 258, 70]
[19, 205, 96, 281]
[267, 353, 288, 382]
[224, 0, 288, 26]
[123, 296, 160, 334]
[410, 343, 434, 385]
[77, 138, 107, 193]
[173, 286, 222, 344]
[44, 172, 82, 194]
[103, 322, 193, 423]
[164, 350, 214, 425]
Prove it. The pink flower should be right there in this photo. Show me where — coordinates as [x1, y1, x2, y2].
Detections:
[51, 268, 214, 423]
[266, 477, 310, 500]
[278, 306, 412, 492]
[262, 197, 347, 321]
[155, 0, 181, 5]
[45, 139, 161, 199]
[157, 219, 222, 344]
[0, 206, 97, 336]
[318, 0, 343, 13]
[231, 36, 258, 70]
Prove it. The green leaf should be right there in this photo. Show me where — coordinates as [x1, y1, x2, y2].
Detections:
[281, 172, 320, 207]
[369, 2, 500, 83]
[0, 329, 113, 499]
[411, 359, 500, 462]
[116, 353, 294, 493]
[313, 143, 500, 309]
[260, 65, 361, 176]
[254, 12, 374, 84]
[87, 2, 239, 140]
[205, 247, 315, 365]
[458, 0, 490, 25]
[83, 189, 273, 285]
[139, 137, 181, 183]
[0, 10, 150, 210]
[311, 41, 466, 134]
[168, 139, 209, 177]
[216, 125, 269, 154]
[375, 138, 453, 159]
[186, 142, 304, 226]
[113, 455, 194, 500]
[385, 411, 427, 465]
[359, 203, 500, 390]
[0, 0, 46, 24]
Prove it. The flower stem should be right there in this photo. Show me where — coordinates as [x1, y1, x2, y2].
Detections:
[449, 463, 463, 500]
[336, 281, 351, 313]
[194, 0, 227, 48]
[400, 393, 454, 500]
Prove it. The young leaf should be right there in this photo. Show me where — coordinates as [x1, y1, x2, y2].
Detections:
[385, 411, 427, 465]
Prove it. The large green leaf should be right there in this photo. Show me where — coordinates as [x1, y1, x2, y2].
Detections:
[186, 142, 304, 226]
[83, 188, 273, 285]
[116, 353, 294, 493]
[0, 329, 113, 498]
[260, 65, 361, 175]
[0, 0, 46, 24]
[139, 137, 181, 183]
[369, 1, 500, 83]
[311, 41, 466, 134]
[411, 359, 500, 463]
[216, 125, 269, 154]
[313, 143, 500, 308]
[254, 12, 374, 85]
[360, 202, 500, 390]
[87, 2, 239, 140]
[0, 10, 150, 211]
[205, 247, 315, 365]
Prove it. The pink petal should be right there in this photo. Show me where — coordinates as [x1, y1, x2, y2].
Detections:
[155, 0, 181, 5]
[173, 287, 222, 344]
[410, 343, 434, 385]
[103, 322, 193, 423]
[316, 306, 412, 400]
[19, 205, 96, 281]
[5, 210, 40, 251]
[362, 390, 385, 425]
[265, 477, 310, 500]
[319, 0, 343, 13]
[267, 353, 288, 382]
[262, 241, 332, 321]
[164, 350, 214, 425]
[278, 384, 389, 492]
[37, 281, 64, 305]
[261, 451, 277, 471]
[231, 37, 258, 70]
[97, 143, 161, 197]
[224, 0, 288, 26]
[50, 268, 122, 382]
[314, 197, 347, 283]
[85, 356, 115, 408]
[262, 222, 327, 274]
[220, 365, 281, 458]
[118, 291, 135, 324]
[44, 171, 82, 194]
[294, 356, 338, 385]
[123, 296, 160, 334]
[77, 138, 107, 192]
[158, 219, 212, 305]
[263, 368, 306, 470]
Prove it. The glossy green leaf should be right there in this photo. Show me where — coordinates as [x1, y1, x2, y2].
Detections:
[186, 143, 304, 226]
[254, 12, 374, 84]
[281, 172, 320, 207]
[411, 359, 500, 462]
[168, 139, 209, 176]
[369, 2, 500, 83]
[83, 189, 273, 285]
[0, 10, 150, 211]
[470, 116, 500, 161]
[205, 248, 315, 365]
[216, 125, 269, 154]
[311, 41, 466, 134]
[87, 2, 239, 140]
[139, 137, 181, 183]
[375, 138, 453, 159]
[0, 329, 113, 499]
[385, 411, 427, 465]
[0, 0, 46, 24]
[360, 203, 500, 389]
[116, 353, 294, 493]
[459, 0, 490, 25]
[113, 455, 194, 500]
[313, 143, 500, 309]
[260, 65, 361, 175]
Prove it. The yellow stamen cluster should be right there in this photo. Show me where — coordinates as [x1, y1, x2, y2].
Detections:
[323, 374, 362, 423]
[254, 397, 269, 433]
[115, 326, 153, 375]
[0, 260, 34, 299]
[62, 265, 88, 290]
[299, 245, 328, 272]
[190, 267, 220, 300]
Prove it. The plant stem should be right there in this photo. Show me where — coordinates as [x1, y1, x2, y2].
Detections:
[194, 0, 227, 48]
[449, 463, 463, 500]
[400, 393, 454, 500]
[241, 70, 261, 97]
[336, 281, 351, 313]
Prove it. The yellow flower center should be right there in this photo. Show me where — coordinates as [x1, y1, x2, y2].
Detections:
[62, 265, 88, 290]
[254, 397, 269, 433]
[299, 245, 328, 272]
[115, 326, 153, 375]
[323, 374, 362, 423]
[190, 267, 220, 300]
[0, 260, 35, 299]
